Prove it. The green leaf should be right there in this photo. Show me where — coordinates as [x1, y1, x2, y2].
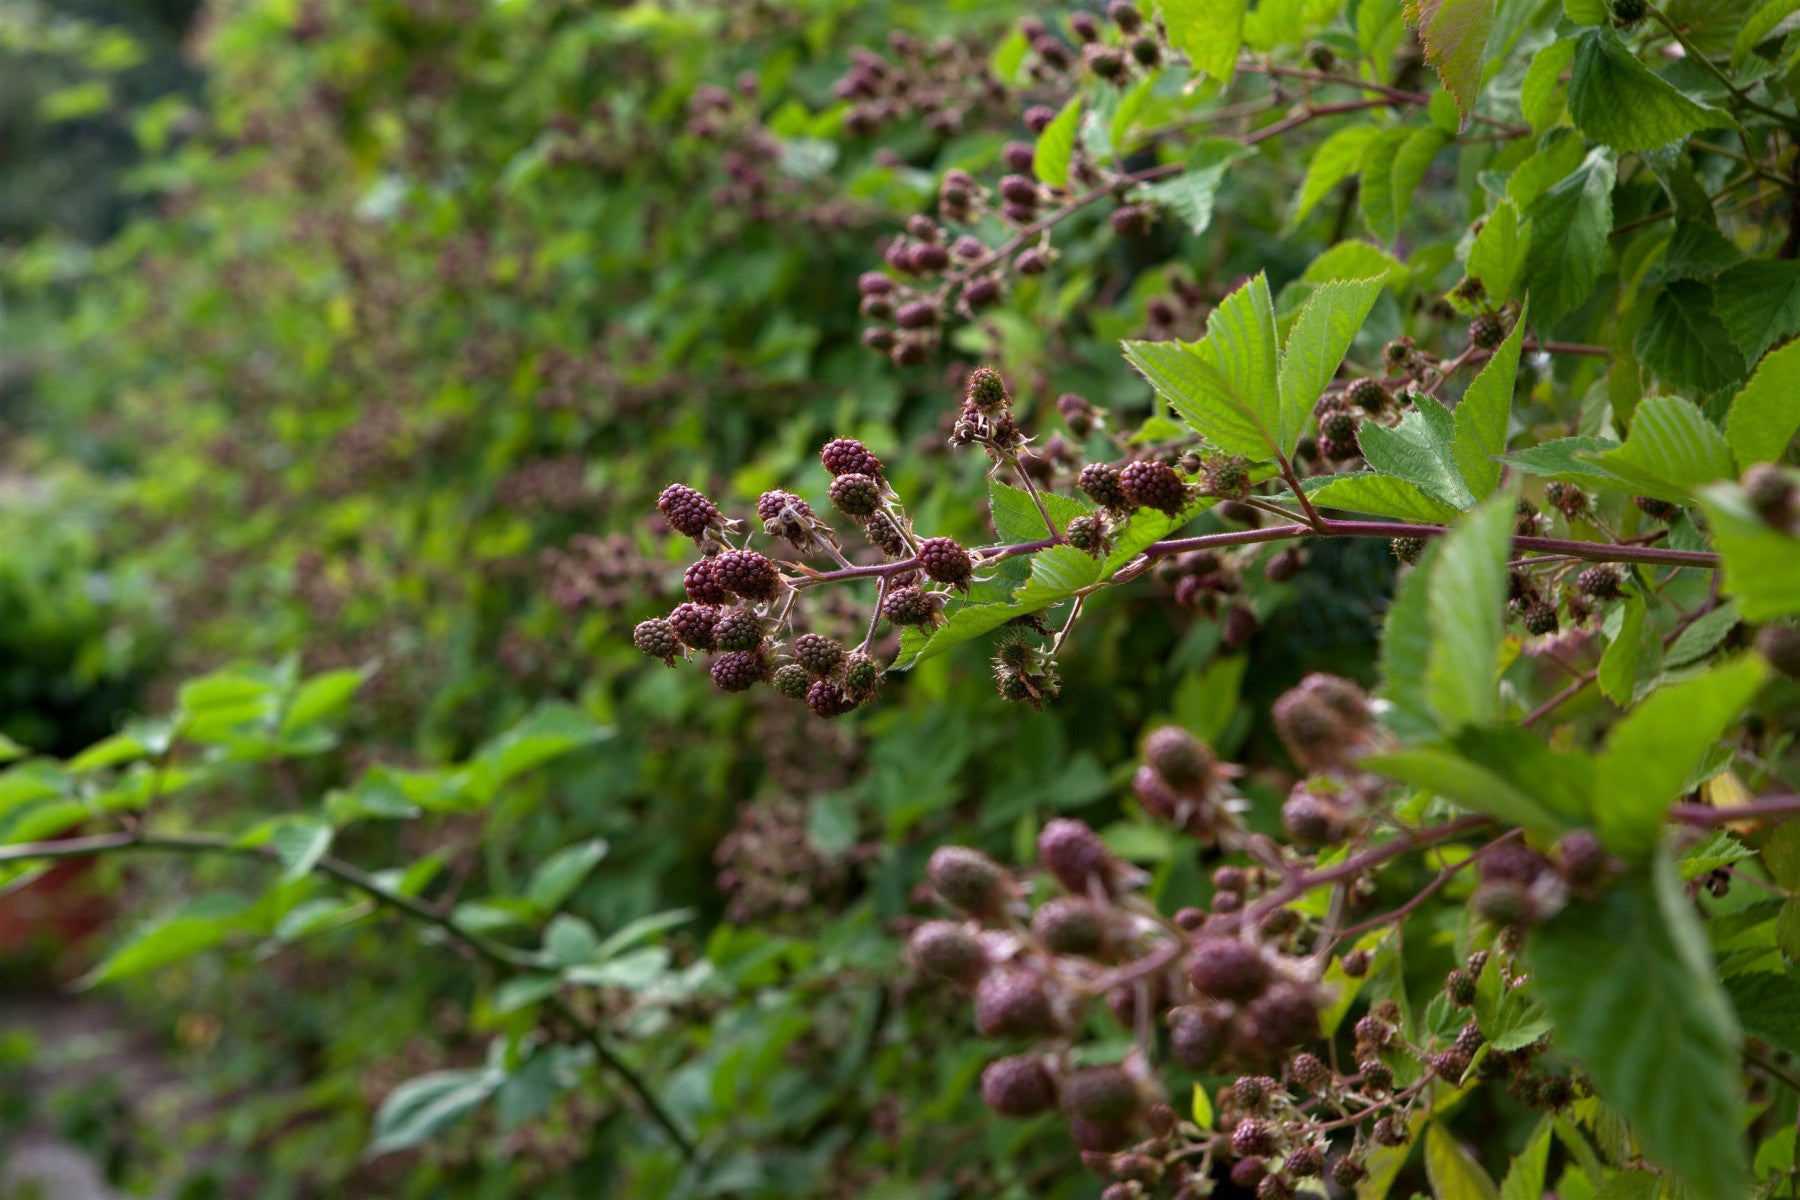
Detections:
[1427, 1121, 1501, 1200]
[891, 601, 1018, 671]
[1362, 127, 1449, 244]
[1725, 970, 1800, 1056]
[0, 735, 22, 765]
[462, 703, 610, 805]
[1765, 821, 1800, 889]
[1713, 260, 1800, 365]
[1500, 1119, 1554, 1200]
[1525, 856, 1746, 1193]
[1699, 483, 1800, 620]
[1591, 395, 1737, 503]
[1162, 0, 1247, 82]
[1365, 744, 1572, 837]
[1359, 397, 1476, 511]
[366, 1067, 502, 1158]
[1597, 595, 1648, 705]
[1567, 29, 1729, 153]
[1450, 299, 1527, 500]
[1632, 281, 1746, 394]
[1378, 537, 1441, 742]
[1033, 96, 1083, 190]
[1425, 491, 1513, 729]
[1503, 435, 1631, 492]
[1277, 276, 1384, 456]
[1524, 149, 1615, 328]
[1664, 601, 1740, 670]
[1467, 199, 1525, 302]
[271, 817, 332, 882]
[990, 481, 1089, 542]
[1310, 473, 1464, 522]
[1293, 125, 1379, 226]
[1403, 0, 1497, 130]
[1520, 41, 1575, 131]
[67, 733, 150, 774]
[1124, 275, 1280, 461]
[1565, 0, 1607, 21]
[526, 839, 609, 914]
[1594, 656, 1765, 859]
[1135, 139, 1253, 235]
[84, 896, 249, 986]
[283, 667, 370, 734]
[1726, 338, 1800, 468]
[1302, 240, 1411, 289]
[1191, 1080, 1214, 1129]
[1736, 0, 1800, 69]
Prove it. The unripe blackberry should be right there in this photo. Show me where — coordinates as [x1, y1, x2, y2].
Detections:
[1109, 202, 1146, 236]
[1576, 564, 1625, 599]
[1390, 536, 1426, 565]
[1247, 982, 1320, 1052]
[1070, 1117, 1130, 1153]
[1320, 408, 1360, 448]
[792, 632, 845, 677]
[1038, 818, 1116, 895]
[973, 967, 1057, 1037]
[1289, 1053, 1329, 1091]
[999, 174, 1039, 206]
[1281, 790, 1341, 848]
[1358, 1059, 1393, 1092]
[858, 271, 894, 297]
[1222, 604, 1259, 649]
[820, 437, 884, 479]
[1129, 34, 1160, 66]
[665, 602, 717, 651]
[861, 293, 895, 322]
[1286, 1145, 1323, 1178]
[1332, 1157, 1368, 1188]
[1108, 0, 1142, 31]
[918, 536, 974, 586]
[964, 276, 1001, 309]
[1032, 896, 1105, 956]
[1232, 1118, 1275, 1158]
[1143, 726, 1214, 791]
[980, 1055, 1057, 1116]
[1119, 459, 1189, 515]
[1634, 495, 1681, 523]
[895, 299, 940, 329]
[1085, 42, 1128, 80]
[1015, 246, 1049, 274]
[1078, 462, 1130, 510]
[842, 650, 882, 698]
[1473, 878, 1531, 925]
[1538, 1074, 1575, 1108]
[1257, 1174, 1295, 1200]
[1211, 890, 1243, 914]
[1201, 455, 1252, 500]
[1232, 1157, 1269, 1188]
[1341, 948, 1370, 977]
[715, 549, 781, 602]
[656, 483, 721, 540]
[1065, 513, 1112, 557]
[1345, 377, 1390, 413]
[1445, 968, 1477, 1007]
[1468, 313, 1506, 349]
[757, 488, 812, 527]
[1001, 140, 1036, 173]
[1065, 1065, 1139, 1123]
[1169, 1005, 1227, 1070]
[1522, 600, 1559, 636]
[863, 511, 909, 557]
[633, 619, 681, 665]
[1212, 866, 1247, 893]
[1556, 828, 1606, 887]
[829, 472, 883, 517]
[1316, 434, 1356, 462]
[882, 584, 940, 627]
[805, 677, 854, 718]
[1232, 1075, 1277, 1111]
[710, 650, 765, 692]
[683, 558, 731, 605]
[1186, 936, 1270, 1003]
[1265, 547, 1304, 582]
[907, 243, 949, 275]
[862, 326, 895, 352]
[1455, 1022, 1485, 1056]
[909, 920, 987, 985]
[1431, 1050, 1471, 1083]
[963, 366, 1009, 412]
[1744, 464, 1798, 524]
[1609, 0, 1646, 24]
[1545, 481, 1588, 520]
[928, 845, 1007, 915]
[771, 663, 811, 700]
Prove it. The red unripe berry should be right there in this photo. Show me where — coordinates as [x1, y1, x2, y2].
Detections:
[980, 1055, 1057, 1116]
[918, 536, 974, 585]
[1186, 937, 1271, 1003]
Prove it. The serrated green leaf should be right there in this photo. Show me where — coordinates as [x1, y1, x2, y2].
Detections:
[1524, 149, 1614, 328]
[367, 1067, 502, 1158]
[84, 895, 249, 986]
[1595, 656, 1765, 859]
[1591, 395, 1736, 503]
[1713, 260, 1800, 365]
[990, 480, 1089, 542]
[1520, 40, 1575, 131]
[1525, 856, 1746, 1193]
[526, 839, 609, 914]
[1303, 239, 1411, 288]
[1467, 199, 1525, 302]
[1163, 0, 1247, 82]
[1360, 397, 1476, 510]
[1726, 338, 1800, 468]
[1568, 28, 1729, 153]
[1503, 436, 1631, 491]
[1277, 276, 1384, 456]
[1633, 281, 1747, 394]
[1357, 127, 1412, 244]
[1136, 139, 1252, 235]
[1735, 0, 1800, 69]
[1124, 275, 1280, 460]
[282, 667, 370, 734]
[1426, 491, 1513, 729]
[1508, 128, 1590, 209]
[1665, 602, 1740, 669]
[1699, 483, 1800, 620]
[1427, 1121, 1501, 1200]
[271, 817, 332, 881]
[891, 602, 1019, 670]
[1597, 595, 1648, 705]
[1294, 124, 1379, 225]
[1310, 473, 1464, 522]
[1451, 299, 1527, 500]
[1404, 0, 1497, 131]
[1378, 537, 1441, 741]
[1365, 745, 1572, 836]
[1033, 96, 1082, 190]
[1500, 1119, 1554, 1200]
[1725, 970, 1800, 1055]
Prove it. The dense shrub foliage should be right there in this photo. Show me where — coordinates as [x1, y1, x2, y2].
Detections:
[3, 0, 1800, 1197]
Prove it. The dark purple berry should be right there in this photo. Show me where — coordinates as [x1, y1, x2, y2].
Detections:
[863, 511, 909, 558]
[882, 584, 940, 627]
[633, 619, 681, 665]
[918, 536, 973, 585]
[711, 607, 764, 653]
[829, 472, 883, 518]
[1634, 495, 1681, 522]
[1522, 600, 1559, 636]
[667, 602, 718, 651]
[1032, 896, 1105, 956]
[1468, 313, 1505, 349]
[1143, 726, 1214, 791]
[1545, 481, 1589, 520]
[1576, 564, 1625, 599]
[1245, 983, 1319, 1052]
[1077, 462, 1130, 510]
[895, 299, 940, 329]
[1037, 818, 1116, 895]
[657, 483, 720, 539]
[1119, 459, 1189, 515]
[1390, 536, 1425, 564]
[683, 559, 731, 605]
[1109, 202, 1146, 235]
[713, 548, 781, 602]
[909, 920, 986, 984]
[1169, 1005, 1227, 1070]
[1232, 1118, 1275, 1158]
[980, 1055, 1057, 1116]
[820, 437, 884, 479]
[710, 650, 765, 692]
[793, 633, 845, 676]
[973, 967, 1057, 1037]
[1065, 1066, 1138, 1124]
[1345, 377, 1390, 413]
[805, 677, 854, 718]
[1187, 937, 1270, 1003]
[928, 845, 1007, 915]
[843, 650, 882, 696]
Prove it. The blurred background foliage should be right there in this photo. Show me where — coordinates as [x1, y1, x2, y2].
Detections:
[0, 0, 1487, 1196]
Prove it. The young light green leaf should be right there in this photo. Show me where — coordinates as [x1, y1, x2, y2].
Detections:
[1525, 856, 1747, 1193]
[1450, 298, 1527, 500]
[1597, 595, 1647, 705]
[1426, 1121, 1501, 1200]
[526, 839, 609, 914]
[462, 703, 610, 805]
[1357, 127, 1412, 245]
[367, 1067, 503, 1158]
[1502, 436, 1630, 492]
[1466, 199, 1525, 301]
[1726, 338, 1800, 468]
[1124, 275, 1280, 460]
[1276, 275, 1384, 455]
[83, 895, 249, 986]
[990, 480, 1089, 542]
[1378, 537, 1442, 742]
[1162, 0, 1247, 82]
[1633, 281, 1747, 394]
[1590, 395, 1736, 503]
[1359, 397, 1476, 511]
[1594, 656, 1766, 859]
[1425, 490, 1514, 729]
[1403, 0, 1497, 130]
[1567, 29, 1729, 153]
[282, 667, 371, 734]
[1302, 239, 1410, 288]
[1564, 0, 1606, 20]
[67, 733, 150, 774]
[1500, 1119, 1554, 1200]
[272, 817, 333, 881]
[1520, 40, 1575, 131]
[1698, 484, 1800, 620]
[1293, 124, 1379, 226]
[1364, 744, 1573, 837]
[1033, 96, 1083, 190]
[1309, 474, 1463, 522]
[1524, 149, 1615, 328]
[1135, 139, 1253, 235]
